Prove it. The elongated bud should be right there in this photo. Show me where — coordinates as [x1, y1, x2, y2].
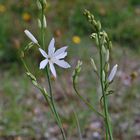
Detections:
[100, 34, 106, 45]
[84, 9, 97, 29]
[72, 61, 82, 83]
[105, 49, 109, 62]
[90, 58, 97, 71]
[24, 42, 34, 51]
[38, 19, 41, 28]
[43, 0, 47, 5]
[90, 33, 96, 39]
[105, 63, 110, 72]
[103, 31, 108, 38]
[26, 72, 36, 81]
[43, 15, 47, 28]
[36, 0, 42, 9]
[102, 45, 106, 54]
[24, 30, 38, 44]
[109, 41, 112, 49]
[108, 64, 118, 82]
[20, 51, 24, 58]
[102, 70, 105, 82]
[97, 20, 101, 31]
[75, 61, 82, 73]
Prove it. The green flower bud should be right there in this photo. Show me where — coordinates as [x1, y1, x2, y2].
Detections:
[96, 21, 101, 31]
[105, 50, 109, 62]
[102, 70, 106, 82]
[105, 63, 110, 73]
[90, 58, 97, 71]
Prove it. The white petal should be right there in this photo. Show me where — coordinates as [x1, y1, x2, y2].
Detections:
[24, 30, 38, 44]
[39, 59, 48, 69]
[39, 48, 48, 58]
[55, 52, 67, 59]
[108, 64, 118, 82]
[53, 46, 68, 57]
[54, 60, 71, 68]
[48, 38, 55, 56]
[49, 62, 56, 78]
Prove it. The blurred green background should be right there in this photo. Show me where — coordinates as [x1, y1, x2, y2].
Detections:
[0, 0, 140, 140]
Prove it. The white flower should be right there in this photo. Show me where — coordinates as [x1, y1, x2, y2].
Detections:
[108, 64, 118, 82]
[24, 30, 38, 44]
[39, 38, 71, 78]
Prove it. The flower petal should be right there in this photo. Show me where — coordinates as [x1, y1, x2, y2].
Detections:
[55, 52, 67, 59]
[49, 62, 56, 78]
[54, 60, 71, 68]
[39, 59, 48, 69]
[53, 46, 68, 57]
[48, 38, 55, 56]
[39, 48, 48, 58]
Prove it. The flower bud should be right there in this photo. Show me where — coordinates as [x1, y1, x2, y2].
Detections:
[105, 63, 110, 72]
[105, 49, 109, 62]
[102, 70, 106, 82]
[90, 58, 97, 71]
[38, 19, 41, 28]
[36, 0, 42, 9]
[20, 51, 24, 58]
[102, 45, 106, 54]
[43, 0, 47, 5]
[108, 64, 118, 82]
[96, 20, 101, 31]
[90, 33, 96, 39]
[43, 15, 47, 28]
[109, 41, 112, 50]
[72, 61, 82, 84]
[24, 30, 38, 44]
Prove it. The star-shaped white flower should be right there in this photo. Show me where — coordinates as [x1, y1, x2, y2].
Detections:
[39, 38, 71, 78]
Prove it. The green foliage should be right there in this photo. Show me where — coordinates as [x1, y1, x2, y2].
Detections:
[0, 14, 18, 63]
[68, 0, 140, 48]
[0, 0, 140, 65]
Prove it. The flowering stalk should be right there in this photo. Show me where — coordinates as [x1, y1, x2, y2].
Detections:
[72, 10, 118, 139]
[83, 9, 118, 140]
[38, 1, 67, 139]
[22, 1, 69, 139]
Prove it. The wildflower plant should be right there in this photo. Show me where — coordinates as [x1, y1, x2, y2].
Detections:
[21, 0, 70, 139]
[72, 10, 118, 140]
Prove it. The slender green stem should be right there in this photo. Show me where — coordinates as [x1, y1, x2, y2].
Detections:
[97, 32, 113, 140]
[45, 68, 67, 140]
[41, 2, 45, 50]
[72, 78, 104, 118]
[73, 111, 83, 140]
[40, 2, 66, 139]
